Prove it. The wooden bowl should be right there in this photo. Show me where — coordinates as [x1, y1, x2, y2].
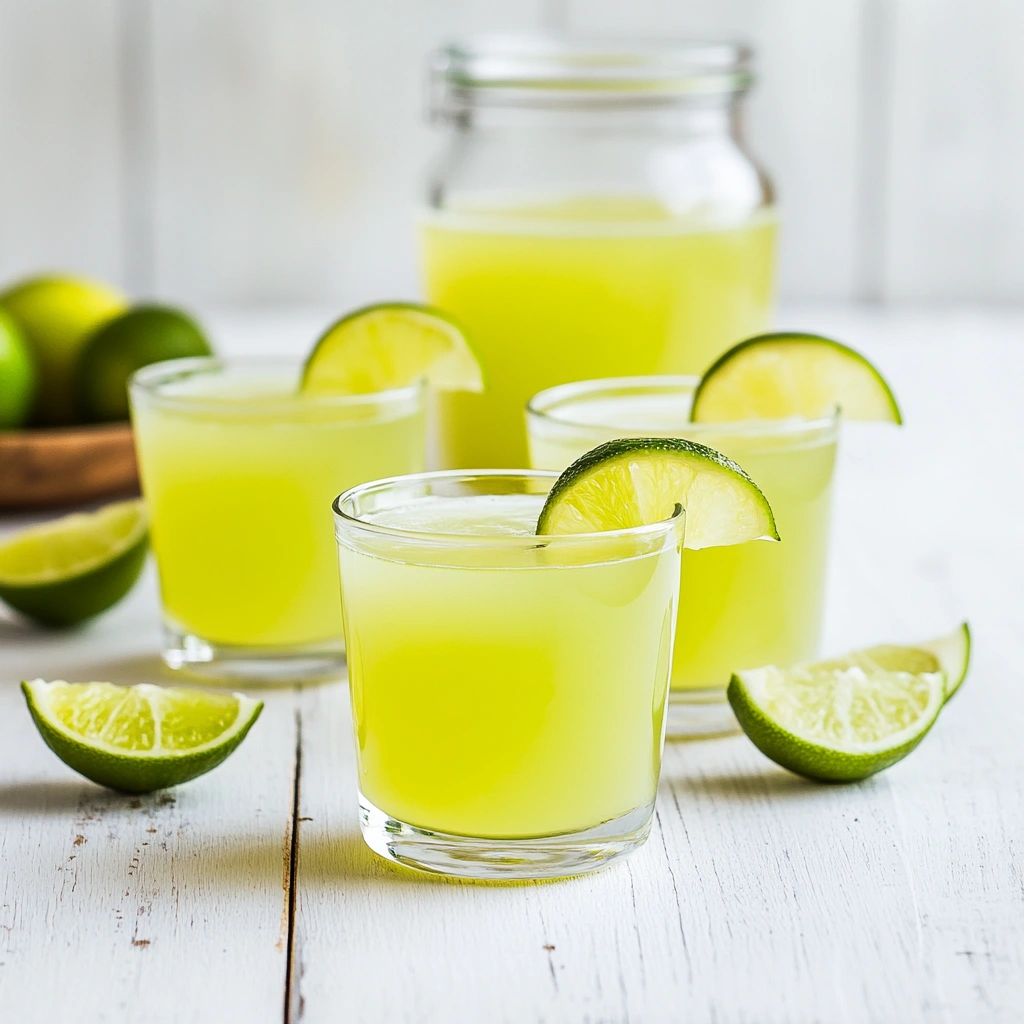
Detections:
[0, 423, 139, 509]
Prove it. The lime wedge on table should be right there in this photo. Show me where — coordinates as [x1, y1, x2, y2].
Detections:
[22, 680, 263, 793]
[537, 437, 778, 548]
[0, 500, 148, 627]
[691, 332, 902, 423]
[727, 625, 970, 782]
[301, 302, 483, 394]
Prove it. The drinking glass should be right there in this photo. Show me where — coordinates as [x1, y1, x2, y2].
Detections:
[130, 357, 426, 682]
[334, 470, 683, 879]
[528, 376, 839, 737]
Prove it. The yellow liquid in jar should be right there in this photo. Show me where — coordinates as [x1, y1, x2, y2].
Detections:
[420, 197, 777, 468]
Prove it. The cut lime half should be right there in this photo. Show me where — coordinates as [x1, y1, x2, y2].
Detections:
[301, 302, 483, 395]
[537, 437, 778, 549]
[727, 634, 956, 782]
[22, 679, 263, 793]
[691, 332, 902, 423]
[0, 499, 148, 626]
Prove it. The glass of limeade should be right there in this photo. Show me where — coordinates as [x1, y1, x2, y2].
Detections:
[130, 357, 426, 682]
[420, 37, 775, 468]
[527, 377, 839, 738]
[333, 470, 683, 879]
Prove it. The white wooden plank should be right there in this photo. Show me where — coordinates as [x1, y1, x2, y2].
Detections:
[149, 0, 546, 308]
[0, 0, 125, 287]
[562, 0, 865, 301]
[0, 566, 298, 1023]
[291, 307, 1024, 1021]
[884, 2, 1024, 301]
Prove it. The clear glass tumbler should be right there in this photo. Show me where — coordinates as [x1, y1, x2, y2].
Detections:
[130, 357, 427, 683]
[420, 35, 776, 468]
[333, 470, 683, 879]
[527, 376, 839, 738]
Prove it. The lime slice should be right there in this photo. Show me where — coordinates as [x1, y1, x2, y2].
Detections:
[691, 332, 902, 423]
[0, 499, 148, 626]
[536, 437, 778, 549]
[728, 640, 950, 782]
[301, 302, 483, 395]
[22, 679, 263, 793]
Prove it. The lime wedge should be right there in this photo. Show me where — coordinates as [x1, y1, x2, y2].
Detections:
[813, 622, 971, 703]
[728, 638, 951, 782]
[0, 499, 148, 627]
[691, 332, 902, 423]
[301, 302, 483, 395]
[537, 437, 778, 549]
[22, 679, 263, 793]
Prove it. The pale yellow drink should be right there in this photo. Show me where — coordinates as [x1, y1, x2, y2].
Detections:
[527, 378, 837, 706]
[334, 476, 681, 843]
[420, 198, 776, 467]
[130, 359, 426, 667]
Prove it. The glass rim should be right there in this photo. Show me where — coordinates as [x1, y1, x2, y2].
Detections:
[333, 468, 684, 548]
[129, 356, 426, 413]
[526, 375, 841, 440]
[432, 35, 754, 103]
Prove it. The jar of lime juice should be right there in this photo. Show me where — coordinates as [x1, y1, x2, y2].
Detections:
[419, 36, 777, 468]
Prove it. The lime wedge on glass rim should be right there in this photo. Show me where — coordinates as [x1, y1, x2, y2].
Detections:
[690, 332, 902, 423]
[537, 436, 778, 548]
[0, 499, 148, 627]
[727, 624, 970, 782]
[22, 679, 263, 793]
[300, 302, 483, 394]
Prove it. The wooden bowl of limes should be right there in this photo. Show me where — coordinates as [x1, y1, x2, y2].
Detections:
[0, 275, 211, 509]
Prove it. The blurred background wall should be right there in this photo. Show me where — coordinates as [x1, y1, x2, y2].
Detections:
[0, 0, 1020, 308]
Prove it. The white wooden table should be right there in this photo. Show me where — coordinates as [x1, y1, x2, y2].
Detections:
[1, 306, 1022, 1023]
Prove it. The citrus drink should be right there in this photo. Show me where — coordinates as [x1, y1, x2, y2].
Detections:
[420, 198, 776, 467]
[334, 472, 681, 874]
[131, 359, 426, 676]
[528, 377, 837, 729]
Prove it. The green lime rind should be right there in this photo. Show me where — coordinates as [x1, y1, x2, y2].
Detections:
[536, 436, 778, 549]
[301, 301, 483, 395]
[0, 500, 148, 627]
[691, 332, 902, 424]
[77, 304, 213, 422]
[22, 680, 264, 793]
[728, 661, 946, 783]
[923, 621, 971, 701]
[0, 309, 36, 428]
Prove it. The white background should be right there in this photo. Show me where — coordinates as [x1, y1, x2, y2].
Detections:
[1, 0, 1021, 308]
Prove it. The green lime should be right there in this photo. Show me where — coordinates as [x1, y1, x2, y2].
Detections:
[76, 304, 212, 422]
[536, 436, 778, 548]
[0, 499, 148, 627]
[0, 309, 36, 428]
[301, 302, 483, 395]
[22, 679, 263, 793]
[727, 635, 953, 782]
[691, 332, 902, 423]
[0, 274, 126, 426]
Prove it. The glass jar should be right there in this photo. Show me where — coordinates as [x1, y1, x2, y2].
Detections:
[419, 36, 777, 468]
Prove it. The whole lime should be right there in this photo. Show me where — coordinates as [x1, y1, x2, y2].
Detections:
[0, 274, 126, 426]
[76, 304, 213, 422]
[0, 309, 36, 428]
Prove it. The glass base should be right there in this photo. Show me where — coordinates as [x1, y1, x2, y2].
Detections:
[162, 625, 345, 685]
[667, 687, 741, 740]
[359, 795, 655, 880]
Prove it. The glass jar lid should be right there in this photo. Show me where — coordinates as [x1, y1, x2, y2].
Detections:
[431, 35, 754, 113]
